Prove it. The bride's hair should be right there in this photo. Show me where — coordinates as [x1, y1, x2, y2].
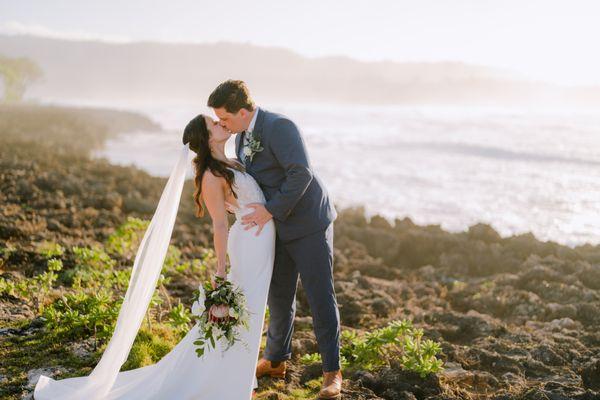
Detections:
[182, 114, 239, 217]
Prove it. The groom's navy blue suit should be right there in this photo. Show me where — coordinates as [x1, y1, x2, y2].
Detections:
[235, 108, 340, 372]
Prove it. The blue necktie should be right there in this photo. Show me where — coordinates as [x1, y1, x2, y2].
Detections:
[240, 131, 248, 165]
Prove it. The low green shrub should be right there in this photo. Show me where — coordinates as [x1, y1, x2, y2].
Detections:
[300, 319, 444, 378]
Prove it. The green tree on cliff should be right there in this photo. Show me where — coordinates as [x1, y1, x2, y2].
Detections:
[0, 55, 42, 103]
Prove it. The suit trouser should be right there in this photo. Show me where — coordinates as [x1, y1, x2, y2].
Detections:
[263, 222, 341, 372]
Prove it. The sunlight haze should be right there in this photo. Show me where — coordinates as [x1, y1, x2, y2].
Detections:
[1, 0, 600, 86]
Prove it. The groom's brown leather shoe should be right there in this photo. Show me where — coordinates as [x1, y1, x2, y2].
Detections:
[319, 370, 342, 399]
[255, 358, 286, 379]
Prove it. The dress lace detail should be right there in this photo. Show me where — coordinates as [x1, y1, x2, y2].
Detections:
[228, 168, 266, 220]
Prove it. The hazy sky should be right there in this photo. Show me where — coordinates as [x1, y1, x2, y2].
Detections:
[1, 0, 599, 86]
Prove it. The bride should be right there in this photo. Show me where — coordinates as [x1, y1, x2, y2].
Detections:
[34, 114, 276, 399]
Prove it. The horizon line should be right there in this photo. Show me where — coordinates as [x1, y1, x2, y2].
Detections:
[2, 31, 600, 90]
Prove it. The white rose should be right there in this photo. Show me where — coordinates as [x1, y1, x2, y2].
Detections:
[191, 285, 206, 316]
[243, 147, 253, 156]
[228, 307, 238, 318]
[197, 285, 205, 300]
[191, 300, 205, 316]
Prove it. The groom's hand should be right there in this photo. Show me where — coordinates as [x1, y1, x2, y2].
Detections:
[242, 203, 273, 236]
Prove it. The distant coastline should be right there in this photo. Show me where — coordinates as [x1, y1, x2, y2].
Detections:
[2, 34, 600, 108]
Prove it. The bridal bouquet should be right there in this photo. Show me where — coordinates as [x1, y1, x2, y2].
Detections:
[190, 276, 250, 357]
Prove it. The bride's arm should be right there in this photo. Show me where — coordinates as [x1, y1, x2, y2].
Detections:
[201, 171, 229, 279]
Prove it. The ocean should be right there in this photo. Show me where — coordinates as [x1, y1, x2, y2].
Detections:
[91, 102, 600, 247]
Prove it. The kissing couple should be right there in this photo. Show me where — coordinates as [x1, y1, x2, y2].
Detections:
[34, 80, 342, 400]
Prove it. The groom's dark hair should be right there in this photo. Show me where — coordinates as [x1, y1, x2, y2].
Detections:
[207, 79, 255, 113]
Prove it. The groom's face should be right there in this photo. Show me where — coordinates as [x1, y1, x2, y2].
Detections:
[212, 107, 248, 134]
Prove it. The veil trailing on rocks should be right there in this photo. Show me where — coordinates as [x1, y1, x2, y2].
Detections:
[34, 144, 191, 400]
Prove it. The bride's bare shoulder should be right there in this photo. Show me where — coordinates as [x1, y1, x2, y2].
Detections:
[201, 169, 225, 189]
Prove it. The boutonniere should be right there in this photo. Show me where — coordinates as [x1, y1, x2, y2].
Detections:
[243, 130, 264, 163]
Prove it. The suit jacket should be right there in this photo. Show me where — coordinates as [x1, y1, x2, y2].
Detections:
[235, 108, 337, 242]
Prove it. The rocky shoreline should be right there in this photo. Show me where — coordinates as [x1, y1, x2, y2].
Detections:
[1, 104, 599, 399]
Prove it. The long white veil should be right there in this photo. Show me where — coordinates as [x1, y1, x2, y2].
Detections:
[34, 144, 191, 400]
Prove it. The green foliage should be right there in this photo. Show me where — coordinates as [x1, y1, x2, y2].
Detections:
[72, 245, 116, 270]
[163, 245, 182, 271]
[66, 245, 134, 293]
[34, 258, 63, 311]
[0, 218, 221, 372]
[400, 327, 444, 378]
[121, 325, 178, 371]
[0, 55, 42, 103]
[36, 241, 65, 258]
[0, 257, 62, 313]
[40, 220, 188, 342]
[69, 262, 131, 293]
[0, 277, 29, 299]
[300, 319, 444, 378]
[0, 318, 101, 400]
[105, 216, 149, 259]
[299, 353, 322, 364]
[164, 248, 213, 280]
[167, 302, 193, 335]
[0, 214, 231, 399]
[42, 289, 121, 344]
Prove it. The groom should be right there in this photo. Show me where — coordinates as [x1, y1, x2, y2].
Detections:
[208, 80, 342, 399]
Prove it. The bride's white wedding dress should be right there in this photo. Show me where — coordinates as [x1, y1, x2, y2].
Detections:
[34, 145, 276, 400]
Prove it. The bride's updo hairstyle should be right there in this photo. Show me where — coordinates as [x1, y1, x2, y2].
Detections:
[182, 114, 238, 217]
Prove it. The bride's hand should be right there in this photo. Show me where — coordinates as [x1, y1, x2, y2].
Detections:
[211, 269, 227, 288]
